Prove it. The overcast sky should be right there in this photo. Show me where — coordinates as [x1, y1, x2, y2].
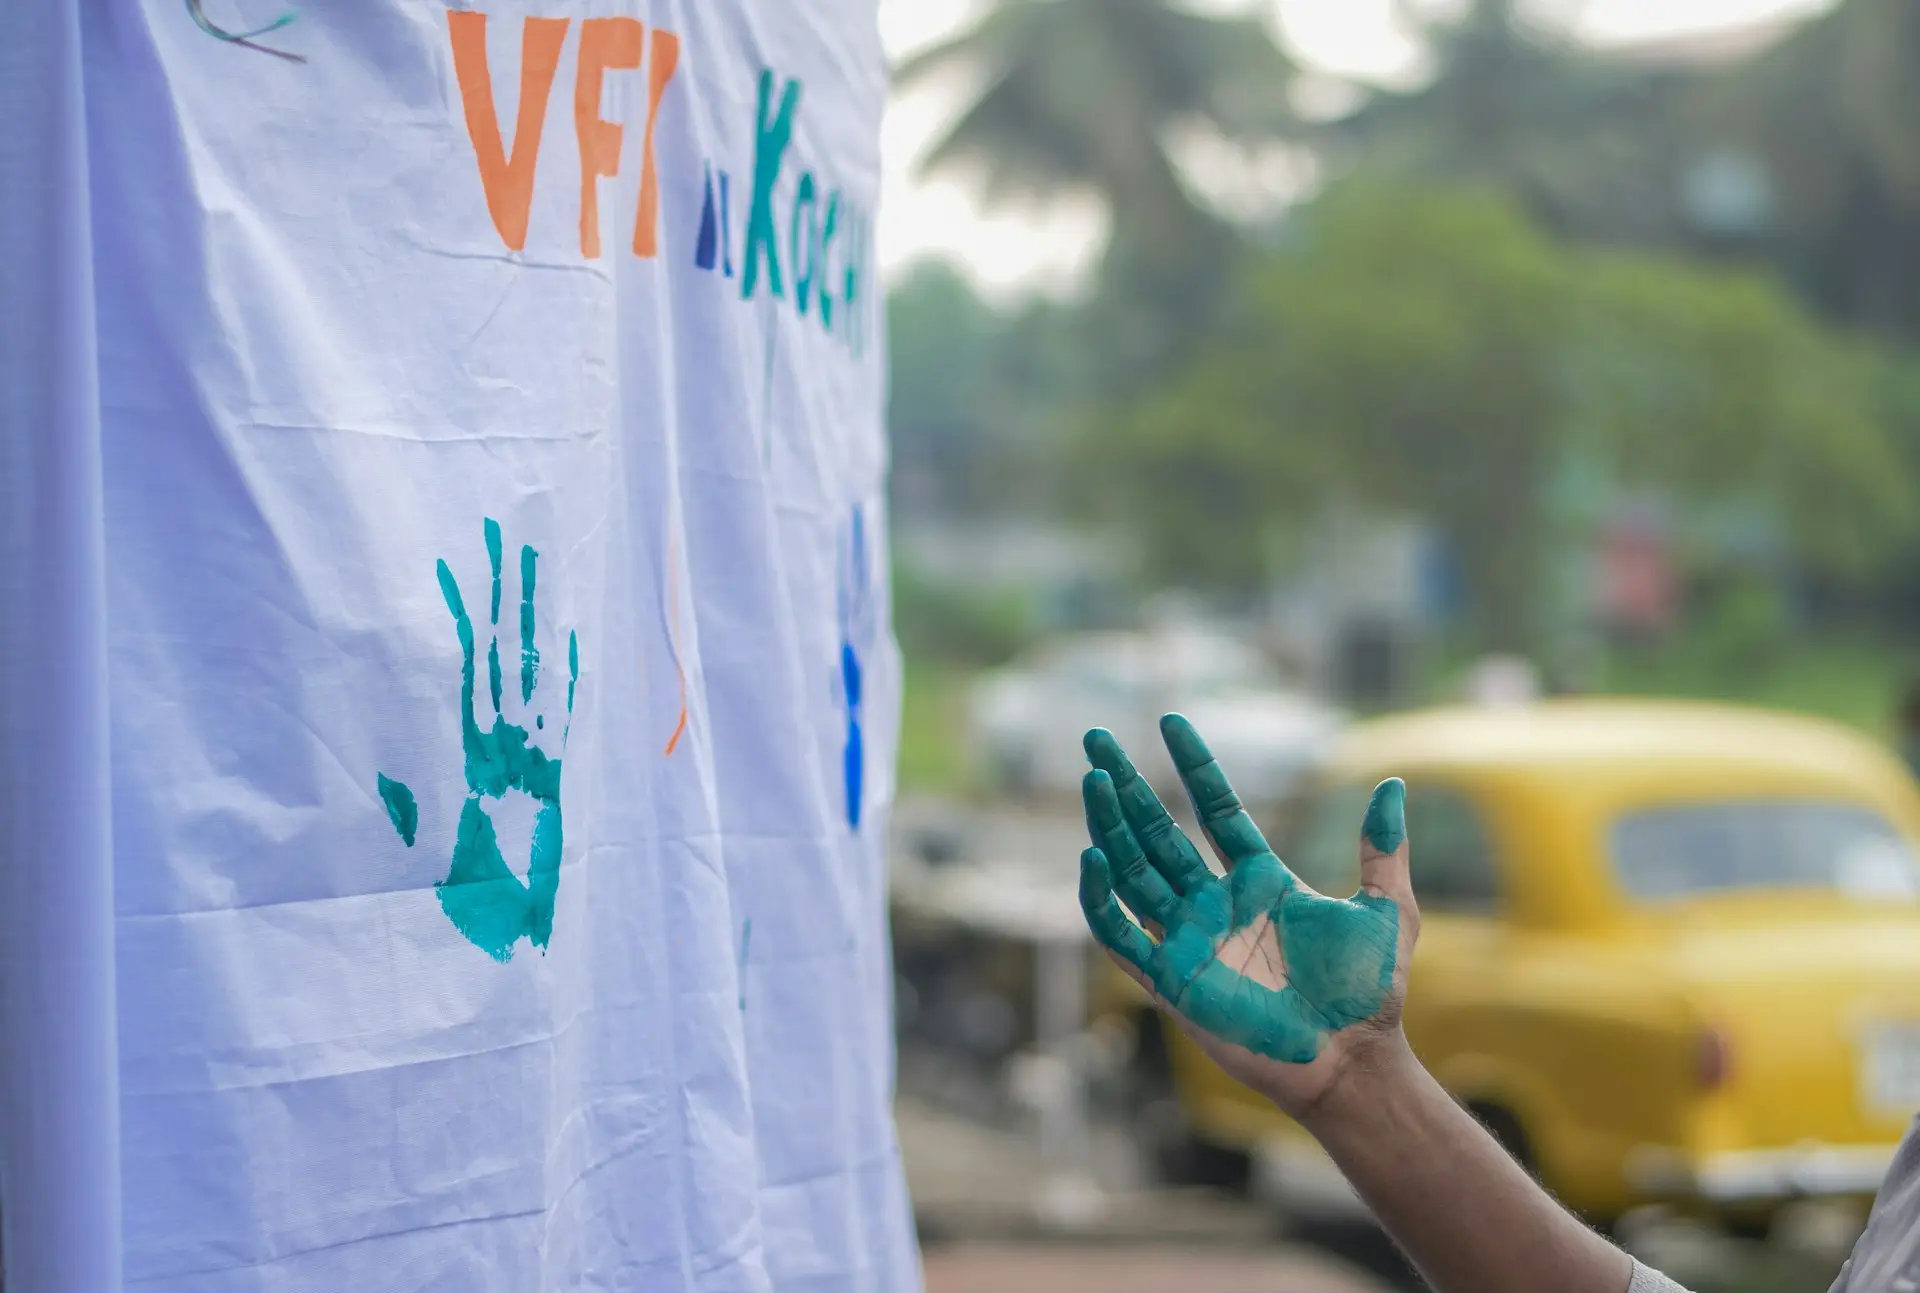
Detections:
[874, 0, 1835, 298]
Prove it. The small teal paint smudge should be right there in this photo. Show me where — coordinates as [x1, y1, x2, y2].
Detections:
[519, 544, 539, 703]
[536, 715, 544, 730]
[184, 0, 304, 62]
[377, 773, 418, 847]
[567, 630, 579, 721]
[1362, 777, 1406, 855]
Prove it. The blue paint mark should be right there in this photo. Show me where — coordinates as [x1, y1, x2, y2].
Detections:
[694, 163, 719, 271]
[842, 644, 864, 829]
[837, 506, 871, 831]
[720, 172, 734, 279]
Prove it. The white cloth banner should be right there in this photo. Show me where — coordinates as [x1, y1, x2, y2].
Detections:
[54, 2, 914, 1288]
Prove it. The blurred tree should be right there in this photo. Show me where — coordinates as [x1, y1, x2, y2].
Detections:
[1687, 0, 1920, 336]
[1336, 0, 1699, 245]
[887, 261, 1004, 514]
[1089, 180, 1914, 651]
[887, 259, 1090, 517]
[893, 0, 1298, 299]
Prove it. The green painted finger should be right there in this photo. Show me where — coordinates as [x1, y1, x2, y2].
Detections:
[1160, 713, 1273, 865]
[519, 544, 541, 704]
[438, 558, 475, 661]
[1362, 777, 1406, 855]
[1084, 728, 1214, 893]
[1083, 770, 1178, 926]
[1078, 847, 1156, 973]
[437, 558, 488, 787]
[485, 518, 504, 625]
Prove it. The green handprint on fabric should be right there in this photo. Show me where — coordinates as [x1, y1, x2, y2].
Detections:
[378, 518, 579, 962]
[1077, 716, 1401, 1064]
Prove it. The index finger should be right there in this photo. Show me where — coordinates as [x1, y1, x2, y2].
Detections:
[1160, 713, 1276, 869]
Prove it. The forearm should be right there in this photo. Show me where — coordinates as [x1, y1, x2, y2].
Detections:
[1294, 1035, 1635, 1293]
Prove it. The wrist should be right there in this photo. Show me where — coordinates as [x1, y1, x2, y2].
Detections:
[1289, 1027, 1426, 1141]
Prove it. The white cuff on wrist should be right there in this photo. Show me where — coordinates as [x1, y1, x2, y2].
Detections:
[1628, 1258, 1695, 1293]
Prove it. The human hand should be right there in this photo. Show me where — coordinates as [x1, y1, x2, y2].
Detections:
[377, 518, 578, 963]
[1077, 715, 1419, 1120]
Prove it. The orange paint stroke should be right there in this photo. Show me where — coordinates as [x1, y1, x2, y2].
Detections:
[631, 27, 682, 258]
[663, 527, 690, 755]
[574, 17, 642, 259]
[449, 12, 568, 252]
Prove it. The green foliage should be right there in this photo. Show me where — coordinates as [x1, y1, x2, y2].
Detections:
[893, 0, 1297, 293]
[887, 261, 1002, 440]
[1332, 0, 1684, 241]
[1598, 630, 1906, 739]
[887, 263, 1095, 515]
[886, 262, 1005, 510]
[1565, 255, 1911, 575]
[1089, 179, 1916, 650]
[898, 657, 975, 797]
[892, 563, 1037, 669]
[1692, 0, 1920, 336]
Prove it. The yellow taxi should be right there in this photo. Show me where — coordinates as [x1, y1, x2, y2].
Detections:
[1122, 699, 1920, 1228]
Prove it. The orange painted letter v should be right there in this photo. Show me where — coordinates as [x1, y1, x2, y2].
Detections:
[449, 12, 569, 252]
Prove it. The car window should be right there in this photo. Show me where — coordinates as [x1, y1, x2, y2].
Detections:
[1408, 786, 1499, 914]
[1611, 800, 1920, 902]
[1284, 782, 1499, 913]
[1284, 785, 1368, 897]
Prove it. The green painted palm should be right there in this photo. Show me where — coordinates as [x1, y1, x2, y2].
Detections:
[1076, 715, 1418, 1113]
[894, 0, 1298, 278]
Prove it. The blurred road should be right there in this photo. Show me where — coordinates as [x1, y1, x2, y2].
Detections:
[922, 1245, 1395, 1293]
[898, 1095, 1400, 1293]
